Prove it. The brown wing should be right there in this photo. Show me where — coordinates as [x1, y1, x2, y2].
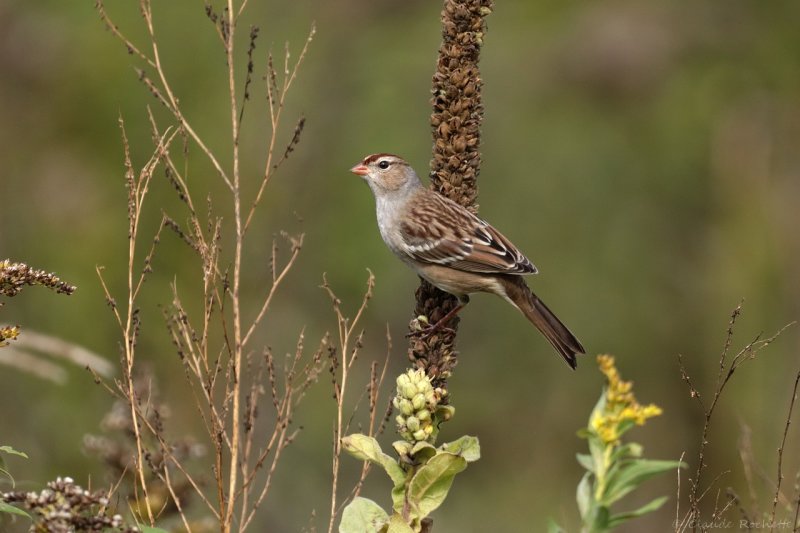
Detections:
[399, 191, 537, 275]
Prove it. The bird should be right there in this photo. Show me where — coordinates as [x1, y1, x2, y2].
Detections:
[350, 153, 585, 369]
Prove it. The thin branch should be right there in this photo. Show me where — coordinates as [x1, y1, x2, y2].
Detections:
[323, 272, 376, 533]
[139, 0, 233, 191]
[678, 303, 794, 532]
[792, 470, 800, 532]
[222, 0, 245, 527]
[243, 23, 315, 235]
[96, 0, 157, 69]
[241, 233, 304, 347]
[771, 367, 800, 531]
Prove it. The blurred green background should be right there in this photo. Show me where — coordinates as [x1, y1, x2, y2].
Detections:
[1, 0, 799, 531]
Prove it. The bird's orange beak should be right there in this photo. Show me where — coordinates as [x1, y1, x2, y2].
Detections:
[350, 163, 369, 176]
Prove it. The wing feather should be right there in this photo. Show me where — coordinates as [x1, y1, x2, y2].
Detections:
[399, 191, 537, 275]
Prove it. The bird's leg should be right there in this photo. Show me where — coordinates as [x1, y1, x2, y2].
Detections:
[407, 296, 469, 339]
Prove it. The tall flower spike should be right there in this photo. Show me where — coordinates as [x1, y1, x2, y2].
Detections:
[409, 0, 494, 396]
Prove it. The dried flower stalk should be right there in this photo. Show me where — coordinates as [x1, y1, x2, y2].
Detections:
[409, 0, 494, 394]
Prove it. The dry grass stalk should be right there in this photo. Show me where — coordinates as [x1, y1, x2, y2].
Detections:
[0, 330, 113, 384]
[96, 118, 177, 526]
[675, 304, 795, 532]
[770, 368, 800, 531]
[322, 272, 394, 533]
[94, 2, 318, 531]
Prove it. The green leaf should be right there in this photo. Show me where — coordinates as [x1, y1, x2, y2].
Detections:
[576, 453, 595, 473]
[593, 505, 611, 530]
[386, 513, 415, 533]
[339, 497, 390, 533]
[587, 434, 606, 479]
[139, 528, 171, 533]
[0, 501, 30, 519]
[576, 472, 592, 518]
[0, 446, 28, 459]
[610, 442, 642, 463]
[607, 496, 669, 528]
[588, 390, 607, 426]
[546, 518, 566, 533]
[602, 459, 683, 505]
[584, 391, 608, 466]
[392, 441, 413, 457]
[439, 436, 480, 463]
[616, 419, 636, 439]
[410, 441, 437, 463]
[407, 453, 468, 520]
[434, 405, 455, 421]
[342, 434, 406, 488]
[391, 484, 406, 515]
[0, 465, 15, 487]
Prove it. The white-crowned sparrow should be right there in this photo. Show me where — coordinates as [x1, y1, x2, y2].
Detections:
[350, 153, 585, 369]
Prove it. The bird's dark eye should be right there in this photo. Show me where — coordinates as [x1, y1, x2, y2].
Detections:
[378, 160, 390, 169]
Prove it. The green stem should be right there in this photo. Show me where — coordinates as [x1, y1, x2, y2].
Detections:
[594, 445, 613, 500]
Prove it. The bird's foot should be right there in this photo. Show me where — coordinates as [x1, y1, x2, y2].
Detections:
[406, 322, 456, 340]
[406, 304, 465, 340]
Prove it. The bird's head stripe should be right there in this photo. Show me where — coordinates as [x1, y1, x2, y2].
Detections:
[362, 153, 403, 165]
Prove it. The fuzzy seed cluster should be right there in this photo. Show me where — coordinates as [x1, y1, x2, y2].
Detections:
[0, 259, 76, 298]
[1, 476, 135, 532]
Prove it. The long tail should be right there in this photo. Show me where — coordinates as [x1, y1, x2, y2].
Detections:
[498, 276, 585, 369]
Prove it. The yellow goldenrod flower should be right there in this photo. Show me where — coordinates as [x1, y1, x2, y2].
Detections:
[590, 411, 620, 445]
[0, 325, 21, 346]
[636, 404, 663, 424]
[590, 355, 663, 444]
[575, 355, 683, 532]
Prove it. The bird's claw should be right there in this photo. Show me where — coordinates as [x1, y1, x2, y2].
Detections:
[406, 324, 456, 340]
